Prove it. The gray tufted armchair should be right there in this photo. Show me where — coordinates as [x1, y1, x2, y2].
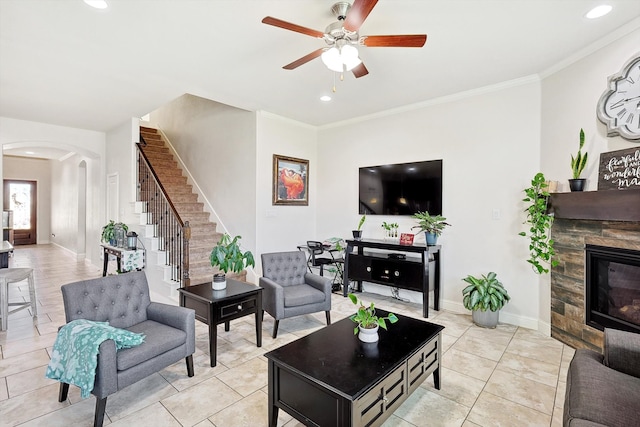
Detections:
[56, 271, 195, 427]
[260, 251, 332, 338]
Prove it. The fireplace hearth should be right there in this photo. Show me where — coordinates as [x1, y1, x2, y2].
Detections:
[586, 245, 640, 334]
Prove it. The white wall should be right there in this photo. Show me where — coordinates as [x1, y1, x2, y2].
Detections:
[541, 28, 640, 190]
[255, 112, 318, 272]
[538, 28, 640, 333]
[148, 94, 258, 255]
[317, 80, 543, 329]
[50, 153, 103, 265]
[0, 117, 105, 266]
[105, 118, 139, 226]
[2, 156, 52, 244]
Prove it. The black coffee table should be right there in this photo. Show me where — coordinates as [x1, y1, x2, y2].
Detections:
[178, 279, 262, 367]
[265, 310, 444, 427]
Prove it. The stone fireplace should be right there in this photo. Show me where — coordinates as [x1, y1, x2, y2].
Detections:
[548, 189, 640, 352]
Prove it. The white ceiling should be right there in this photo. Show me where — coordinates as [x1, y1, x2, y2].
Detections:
[1, 0, 640, 145]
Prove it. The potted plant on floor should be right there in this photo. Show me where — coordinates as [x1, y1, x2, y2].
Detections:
[348, 293, 398, 343]
[411, 211, 450, 245]
[462, 272, 510, 328]
[209, 234, 255, 290]
[569, 128, 588, 192]
[352, 214, 366, 240]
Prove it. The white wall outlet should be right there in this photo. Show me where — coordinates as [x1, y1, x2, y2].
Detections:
[492, 209, 501, 220]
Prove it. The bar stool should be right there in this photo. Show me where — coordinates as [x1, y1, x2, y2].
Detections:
[0, 268, 37, 331]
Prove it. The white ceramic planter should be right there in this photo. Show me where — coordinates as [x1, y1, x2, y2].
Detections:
[212, 274, 226, 290]
[358, 324, 379, 343]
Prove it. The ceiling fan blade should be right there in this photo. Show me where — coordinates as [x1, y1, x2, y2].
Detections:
[283, 48, 325, 70]
[343, 0, 378, 32]
[362, 34, 427, 47]
[352, 62, 369, 78]
[262, 16, 325, 38]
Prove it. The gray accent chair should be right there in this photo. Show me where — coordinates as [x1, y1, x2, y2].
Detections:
[260, 251, 332, 338]
[57, 271, 195, 427]
[563, 328, 640, 426]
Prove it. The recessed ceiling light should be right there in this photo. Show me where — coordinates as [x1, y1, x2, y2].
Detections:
[25, 151, 35, 155]
[84, 0, 108, 9]
[586, 5, 612, 19]
[320, 95, 332, 102]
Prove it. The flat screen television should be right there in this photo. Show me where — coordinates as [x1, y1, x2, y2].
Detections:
[359, 160, 442, 216]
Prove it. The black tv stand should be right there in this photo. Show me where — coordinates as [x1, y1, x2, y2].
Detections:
[343, 239, 441, 318]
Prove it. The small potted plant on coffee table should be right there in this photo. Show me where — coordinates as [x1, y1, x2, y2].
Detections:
[348, 293, 398, 343]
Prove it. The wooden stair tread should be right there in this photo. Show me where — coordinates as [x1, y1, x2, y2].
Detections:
[139, 127, 232, 288]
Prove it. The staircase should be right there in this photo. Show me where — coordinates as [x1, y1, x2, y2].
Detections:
[138, 126, 245, 286]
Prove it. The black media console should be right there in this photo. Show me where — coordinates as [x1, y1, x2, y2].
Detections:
[343, 239, 441, 318]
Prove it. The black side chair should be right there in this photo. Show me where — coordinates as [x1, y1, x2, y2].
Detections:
[302, 241, 344, 291]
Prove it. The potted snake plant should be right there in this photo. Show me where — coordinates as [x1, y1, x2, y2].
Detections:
[569, 128, 588, 192]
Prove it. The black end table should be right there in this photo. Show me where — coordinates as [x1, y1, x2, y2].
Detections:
[265, 310, 444, 427]
[178, 279, 263, 367]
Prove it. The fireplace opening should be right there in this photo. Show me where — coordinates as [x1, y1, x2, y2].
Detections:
[586, 244, 640, 334]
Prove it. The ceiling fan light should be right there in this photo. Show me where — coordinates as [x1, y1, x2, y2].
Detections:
[343, 56, 362, 71]
[341, 45, 358, 60]
[321, 47, 343, 72]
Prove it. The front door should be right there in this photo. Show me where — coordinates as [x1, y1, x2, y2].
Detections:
[3, 180, 37, 245]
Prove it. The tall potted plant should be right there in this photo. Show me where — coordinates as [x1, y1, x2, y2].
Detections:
[209, 234, 255, 290]
[462, 272, 510, 328]
[411, 211, 450, 245]
[569, 128, 588, 192]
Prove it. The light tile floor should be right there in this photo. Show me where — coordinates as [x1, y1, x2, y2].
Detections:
[0, 245, 574, 426]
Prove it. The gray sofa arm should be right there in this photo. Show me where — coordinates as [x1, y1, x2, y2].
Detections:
[93, 340, 118, 399]
[604, 328, 640, 378]
[304, 272, 332, 296]
[147, 302, 195, 355]
[259, 277, 284, 319]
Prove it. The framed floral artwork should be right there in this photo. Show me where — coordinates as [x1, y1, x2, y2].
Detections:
[273, 154, 309, 206]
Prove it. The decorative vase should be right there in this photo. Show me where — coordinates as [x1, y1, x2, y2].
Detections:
[352, 230, 363, 240]
[212, 273, 226, 290]
[425, 232, 438, 245]
[358, 324, 379, 343]
[568, 178, 586, 192]
[472, 309, 499, 328]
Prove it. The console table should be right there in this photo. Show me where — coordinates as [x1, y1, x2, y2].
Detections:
[343, 239, 441, 318]
[101, 244, 145, 276]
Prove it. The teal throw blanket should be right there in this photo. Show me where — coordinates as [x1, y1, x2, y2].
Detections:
[46, 319, 145, 398]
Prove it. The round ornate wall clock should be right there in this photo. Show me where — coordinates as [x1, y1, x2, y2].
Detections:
[596, 54, 640, 142]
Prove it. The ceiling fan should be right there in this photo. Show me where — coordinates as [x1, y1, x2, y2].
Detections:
[261, 0, 427, 79]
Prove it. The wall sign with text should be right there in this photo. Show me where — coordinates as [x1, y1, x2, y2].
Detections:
[597, 147, 640, 190]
